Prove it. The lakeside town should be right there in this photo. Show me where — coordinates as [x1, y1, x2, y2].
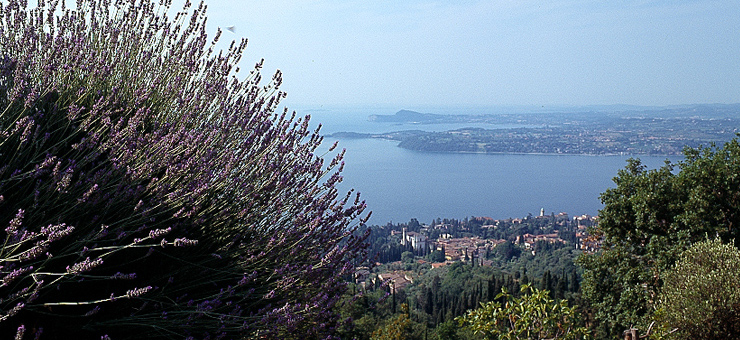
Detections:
[4, 0, 738, 338]
[331, 105, 740, 156]
[356, 210, 600, 293]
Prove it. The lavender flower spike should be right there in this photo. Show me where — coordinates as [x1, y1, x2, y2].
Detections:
[66, 257, 103, 274]
[173, 238, 198, 247]
[14, 324, 25, 340]
[125, 286, 153, 299]
[148, 227, 171, 239]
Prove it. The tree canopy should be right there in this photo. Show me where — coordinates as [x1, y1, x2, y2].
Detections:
[456, 284, 589, 340]
[577, 138, 740, 337]
[656, 238, 740, 339]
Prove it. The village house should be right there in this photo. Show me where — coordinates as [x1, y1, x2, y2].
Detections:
[517, 232, 566, 249]
[573, 214, 598, 228]
[354, 267, 371, 289]
[376, 272, 414, 293]
[435, 236, 506, 265]
[401, 228, 429, 252]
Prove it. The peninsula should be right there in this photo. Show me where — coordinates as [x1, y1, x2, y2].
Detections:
[331, 104, 740, 156]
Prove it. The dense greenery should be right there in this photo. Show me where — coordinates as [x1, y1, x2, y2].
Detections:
[340, 217, 586, 339]
[656, 238, 740, 339]
[577, 138, 740, 338]
[0, 0, 368, 338]
[352, 138, 740, 339]
[457, 284, 589, 340]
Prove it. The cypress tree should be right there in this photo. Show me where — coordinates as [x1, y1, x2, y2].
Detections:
[540, 270, 553, 292]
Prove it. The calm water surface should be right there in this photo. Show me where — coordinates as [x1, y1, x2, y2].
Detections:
[306, 107, 681, 225]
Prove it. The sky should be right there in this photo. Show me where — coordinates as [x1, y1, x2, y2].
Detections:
[199, 0, 740, 109]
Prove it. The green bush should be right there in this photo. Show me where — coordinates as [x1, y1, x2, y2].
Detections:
[656, 238, 740, 339]
[456, 284, 589, 340]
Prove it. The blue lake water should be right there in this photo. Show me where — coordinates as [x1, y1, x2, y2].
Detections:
[304, 107, 681, 225]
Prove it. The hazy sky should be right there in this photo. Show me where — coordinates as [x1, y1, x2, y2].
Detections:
[201, 0, 740, 108]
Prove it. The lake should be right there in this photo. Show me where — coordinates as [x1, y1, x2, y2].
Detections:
[305, 107, 681, 225]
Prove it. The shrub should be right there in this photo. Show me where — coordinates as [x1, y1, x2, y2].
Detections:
[456, 284, 589, 340]
[370, 304, 412, 340]
[0, 0, 369, 338]
[656, 238, 740, 339]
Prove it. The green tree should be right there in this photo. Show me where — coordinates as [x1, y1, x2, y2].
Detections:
[540, 270, 553, 293]
[428, 249, 446, 263]
[656, 238, 740, 339]
[371, 304, 414, 340]
[577, 139, 740, 338]
[494, 241, 521, 261]
[456, 284, 589, 340]
[402, 251, 415, 263]
[435, 320, 460, 340]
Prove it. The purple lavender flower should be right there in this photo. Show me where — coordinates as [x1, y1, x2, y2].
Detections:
[14, 324, 25, 340]
[173, 238, 198, 247]
[6, 209, 24, 236]
[32, 327, 42, 340]
[65, 257, 103, 274]
[109, 272, 136, 280]
[5, 302, 25, 319]
[78, 183, 98, 203]
[125, 286, 152, 299]
[40, 223, 74, 242]
[84, 306, 101, 317]
[19, 243, 49, 261]
[0, 0, 370, 337]
[148, 227, 171, 239]
[1, 266, 33, 287]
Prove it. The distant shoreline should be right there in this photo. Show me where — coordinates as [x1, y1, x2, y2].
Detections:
[401, 149, 672, 157]
[326, 133, 685, 157]
[325, 106, 740, 157]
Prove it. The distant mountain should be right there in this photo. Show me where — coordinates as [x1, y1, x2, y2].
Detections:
[368, 110, 444, 123]
[367, 104, 740, 125]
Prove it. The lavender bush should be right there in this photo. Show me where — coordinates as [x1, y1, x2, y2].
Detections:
[0, 0, 370, 338]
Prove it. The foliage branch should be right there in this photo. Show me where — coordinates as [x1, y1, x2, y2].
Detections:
[655, 238, 740, 339]
[456, 284, 589, 340]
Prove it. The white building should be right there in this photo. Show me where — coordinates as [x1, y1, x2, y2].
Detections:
[401, 228, 429, 252]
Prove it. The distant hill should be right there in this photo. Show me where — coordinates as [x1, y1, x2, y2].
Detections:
[368, 110, 444, 123]
[334, 104, 740, 156]
[368, 104, 740, 123]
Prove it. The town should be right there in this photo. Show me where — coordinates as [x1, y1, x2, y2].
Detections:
[334, 105, 740, 156]
[355, 210, 600, 293]
[336, 210, 599, 337]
